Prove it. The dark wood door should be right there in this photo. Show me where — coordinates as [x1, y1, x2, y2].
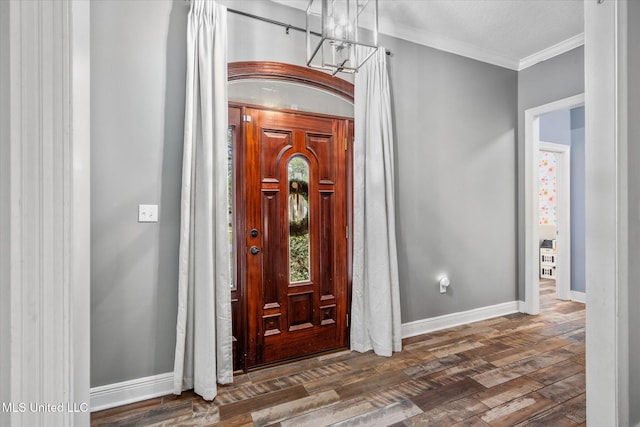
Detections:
[239, 106, 351, 368]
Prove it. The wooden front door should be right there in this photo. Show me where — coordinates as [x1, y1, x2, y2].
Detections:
[238, 106, 351, 368]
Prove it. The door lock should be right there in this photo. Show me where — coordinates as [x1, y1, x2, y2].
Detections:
[250, 228, 259, 238]
[250, 246, 261, 255]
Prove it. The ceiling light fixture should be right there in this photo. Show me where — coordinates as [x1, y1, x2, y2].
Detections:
[306, 0, 378, 75]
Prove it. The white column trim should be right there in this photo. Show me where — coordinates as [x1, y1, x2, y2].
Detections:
[0, 1, 11, 424]
[1, 1, 90, 425]
[585, 0, 628, 425]
[70, 1, 91, 425]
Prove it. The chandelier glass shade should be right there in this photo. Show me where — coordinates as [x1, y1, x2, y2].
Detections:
[306, 0, 378, 75]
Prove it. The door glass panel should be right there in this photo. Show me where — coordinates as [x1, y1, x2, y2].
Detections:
[288, 157, 310, 283]
[228, 127, 234, 289]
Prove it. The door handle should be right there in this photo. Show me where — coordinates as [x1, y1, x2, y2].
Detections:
[250, 246, 261, 255]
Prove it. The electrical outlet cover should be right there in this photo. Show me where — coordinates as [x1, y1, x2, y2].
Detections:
[138, 204, 158, 223]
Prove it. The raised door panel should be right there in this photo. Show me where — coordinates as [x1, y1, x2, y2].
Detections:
[261, 191, 282, 310]
[319, 191, 336, 303]
[261, 130, 292, 183]
[306, 133, 335, 184]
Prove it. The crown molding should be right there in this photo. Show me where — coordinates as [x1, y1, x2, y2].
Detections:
[380, 18, 585, 72]
[268, 1, 583, 72]
[378, 18, 520, 70]
[518, 33, 585, 71]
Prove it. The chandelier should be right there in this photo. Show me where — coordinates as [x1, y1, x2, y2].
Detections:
[306, 0, 378, 75]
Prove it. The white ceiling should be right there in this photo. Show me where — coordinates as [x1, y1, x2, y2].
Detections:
[271, 0, 584, 71]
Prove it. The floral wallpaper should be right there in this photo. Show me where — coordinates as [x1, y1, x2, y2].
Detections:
[539, 151, 557, 226]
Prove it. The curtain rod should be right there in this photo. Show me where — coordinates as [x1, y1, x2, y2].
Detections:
[229, 7, 322, 37]
[184, 1, 391, 55]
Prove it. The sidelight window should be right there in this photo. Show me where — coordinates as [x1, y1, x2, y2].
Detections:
[227, 127, 234, 289]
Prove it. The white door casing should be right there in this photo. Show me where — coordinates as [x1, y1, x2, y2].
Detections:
[523, 94, 584, 315]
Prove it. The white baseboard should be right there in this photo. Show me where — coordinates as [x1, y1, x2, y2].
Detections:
[93, 302, 522, 412]
[401, 301, 520, 339]
[570, 290, 586, 304]
[90, 372, 174, 412]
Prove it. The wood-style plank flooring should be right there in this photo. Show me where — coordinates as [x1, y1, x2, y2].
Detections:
[91, 280, 585, 426]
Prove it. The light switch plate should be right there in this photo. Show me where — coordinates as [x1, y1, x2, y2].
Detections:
[138, 204, 158, 223]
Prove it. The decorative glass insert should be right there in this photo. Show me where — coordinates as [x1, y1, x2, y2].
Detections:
[288, 157, 310, 282]
[227, 127, 234, 289]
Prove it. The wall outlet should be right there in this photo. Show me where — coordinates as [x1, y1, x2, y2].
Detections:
[138, 204, 158, 223]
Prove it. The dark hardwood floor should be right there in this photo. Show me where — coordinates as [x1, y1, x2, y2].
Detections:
[91, 279, 585, 426]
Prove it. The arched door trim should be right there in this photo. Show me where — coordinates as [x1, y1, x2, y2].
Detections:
[228, 61, 354, 103]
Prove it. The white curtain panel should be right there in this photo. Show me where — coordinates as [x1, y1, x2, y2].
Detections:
[351, 47, 402, 357]
[173, 0, 233, 401]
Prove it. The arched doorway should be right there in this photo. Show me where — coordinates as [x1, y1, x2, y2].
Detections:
[227, 62, 354, 370]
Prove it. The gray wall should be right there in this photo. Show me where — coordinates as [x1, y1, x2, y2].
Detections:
[224, 1, 315, 67]
[381, 34, 518, 321]
[91, 0, 517, 386]
[227, 0, 518, 322]
[538, 107, 586, 293]
[91, 0, 187, 386]
[90, 0, 333, 388]
[628, 1, 640, 424]
[517, 46, 584, 299]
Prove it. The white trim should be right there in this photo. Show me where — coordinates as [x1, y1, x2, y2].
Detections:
[401, 301, 519, 339]
[539, 141, 571, 302]
[523, 93, 584, 315]
[71, 1, 92, 425]
[378, 24, 584, 71]
[2, 1, 90, 425]
[517, 300, 526, 312]
[0, 1, 10, 421]
[518, 33, 585, 71]
[376, 18, 520, 70]
[95, 301, 519, 412]
[271, 0, 583, 71]
[90, 373, 174, 412]
[570, 291, 586, 304]
[585, 0, 628, 424]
